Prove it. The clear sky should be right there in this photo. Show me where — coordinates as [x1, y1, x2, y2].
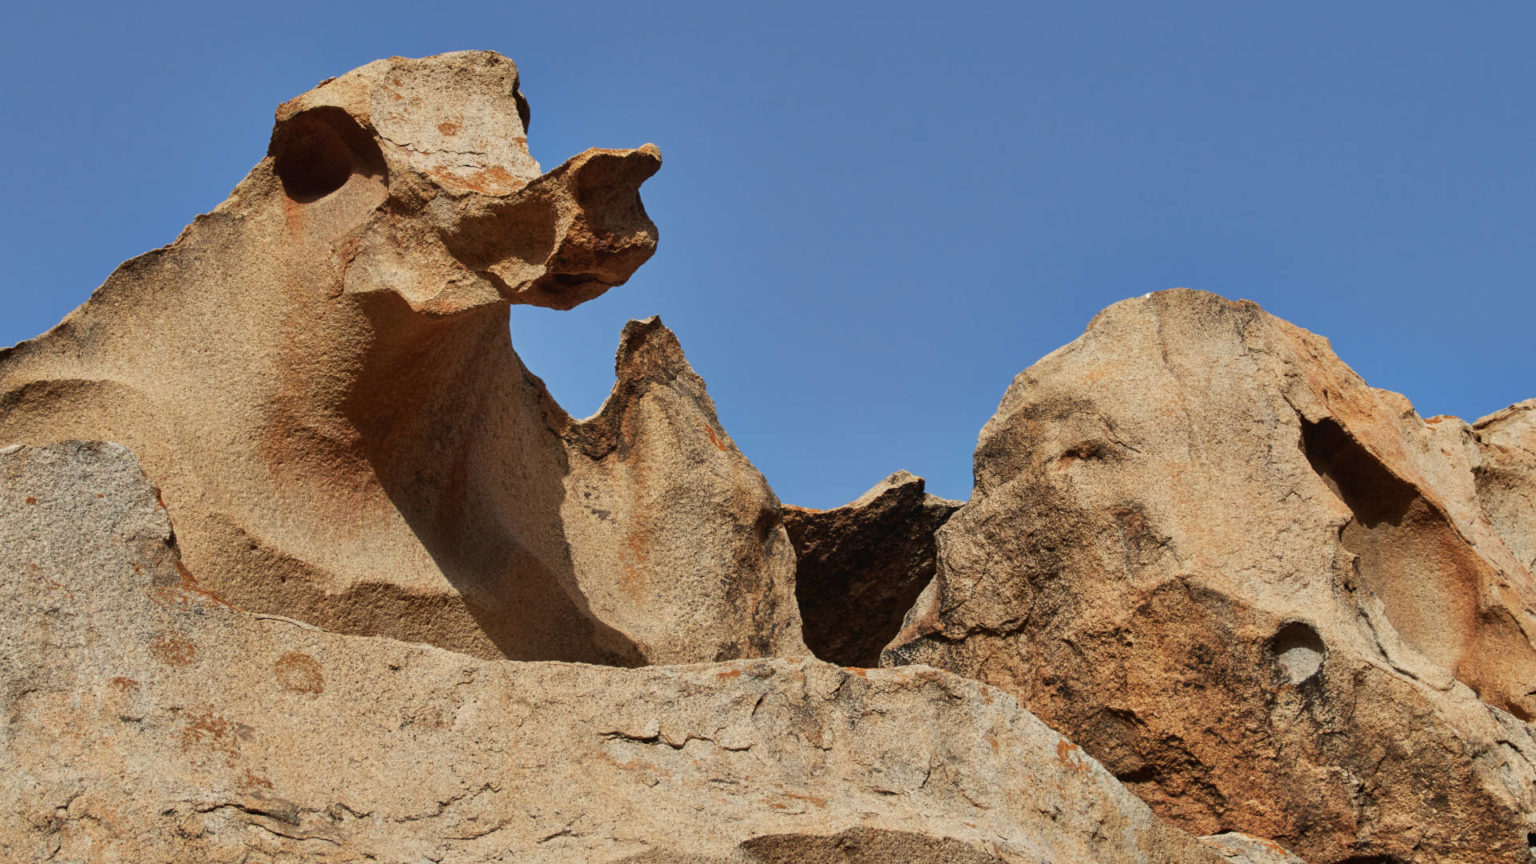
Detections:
[2, 2, 1533, 507]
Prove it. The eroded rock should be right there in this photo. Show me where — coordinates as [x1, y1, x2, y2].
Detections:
[0, 52, 802, 664]
[1474, 399, 1536, 574]
[561, 318, 806, 663]
[784, 471, 960, 667]
[0, 441, 1227, 864]
[1199, 833, 1307, 864]
[884, 289, 1536, 863]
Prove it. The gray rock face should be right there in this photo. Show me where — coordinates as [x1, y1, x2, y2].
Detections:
[884, 290, 1536, 864]
[784, 471, 960, 667]
[0, 441, 1231, 864]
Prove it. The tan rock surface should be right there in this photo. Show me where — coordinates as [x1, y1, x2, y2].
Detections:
[1474, 399, 1536, 574]
[0, 52, 804, 664]
[885, 289, 1536, 863]
[0, 441, 1230, 864]
[1198, 833, 1307, 864]
[785, 471, 961, 667]
[561, 317, 805, 663]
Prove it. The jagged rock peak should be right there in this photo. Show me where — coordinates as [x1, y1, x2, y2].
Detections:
[617, 315, 694, 379]
[563, 315, 714, 460]
[561, 316, 808, 664]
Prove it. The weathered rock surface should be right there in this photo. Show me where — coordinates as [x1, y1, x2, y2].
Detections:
[0, 51, 804, 664]
[4, 48, 1528, 864]
[885, 289, 1536, 863]
[0, 441, 1233, 864]
[785, 471, 961, 667]
[1198, 833, 1307, 864]
[1474, 399, 1536, 574]
[561, 318, 804, 663]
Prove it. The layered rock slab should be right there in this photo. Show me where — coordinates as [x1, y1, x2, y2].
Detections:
[784, 471, 961, 667]
[885, 289, 1536, 863]
[0, 51, 803, 664]
[1199, 833, 1306, 864]
[1, 441, 1228, 864]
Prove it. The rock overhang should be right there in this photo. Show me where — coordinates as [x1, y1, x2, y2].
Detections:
[263, 50, 662, 315]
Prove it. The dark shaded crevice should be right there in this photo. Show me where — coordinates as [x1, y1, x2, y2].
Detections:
[1298, 416, 1478, 676]
[269, 106, 388, 203]
[785, 473, 962, 667]
[1299, 417, 1415, 528]
[737, 827, 1009, 864]
[1114, 764, 1160, 784]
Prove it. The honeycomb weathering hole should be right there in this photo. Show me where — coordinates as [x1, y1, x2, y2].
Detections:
[1297, 414, 1481, 675]
[270, 107, 381, 202]
[1270, 621, 1326, 684]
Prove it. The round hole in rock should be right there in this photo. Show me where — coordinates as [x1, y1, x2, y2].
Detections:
[271, 111, 358, 202]
[1269, 621, 1326, 684]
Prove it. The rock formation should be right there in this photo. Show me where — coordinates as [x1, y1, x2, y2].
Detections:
[561, 317, 803, 663]
[0, 51, 804, 665]
[0, 441, 1237, 863]
[4, 50, 1532, 864]
[884, 289, 1536, 863]
[1475, 399, 1536, 574]
[785, 471, 960, 667]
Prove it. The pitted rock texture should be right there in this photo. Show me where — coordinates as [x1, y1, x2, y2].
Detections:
[560, 317, 806, 663]
[0, 441, 1229, 864]
[884, 289, 1536, 863]
[1474, 399, 1536, 574]
[0, 51, 804, 664]
[784, 471, 961, 667]
[1198, 833, 1307, 864]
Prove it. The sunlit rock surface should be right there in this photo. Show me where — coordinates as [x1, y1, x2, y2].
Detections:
[0, 441, 1227, 863]
[2, 50, 1527, 864]
[0, 51, 803, 665]
[884, 290, 1536, 863]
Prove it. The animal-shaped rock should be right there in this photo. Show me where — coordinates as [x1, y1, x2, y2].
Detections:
[885, 289, 1536, 863]
[0, 51, 806, 664]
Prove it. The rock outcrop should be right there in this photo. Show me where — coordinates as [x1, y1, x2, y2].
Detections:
[0, 441, 1234, 864]
[785, 471, 961, 667]
[0, 52, 804, 665]
[1475, 399, 1536, 574]
[3, 48, 1531, 864]
[884, 290, 1536, 863]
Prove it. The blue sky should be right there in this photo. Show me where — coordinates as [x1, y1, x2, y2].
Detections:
[3, 2, 1533, 506]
